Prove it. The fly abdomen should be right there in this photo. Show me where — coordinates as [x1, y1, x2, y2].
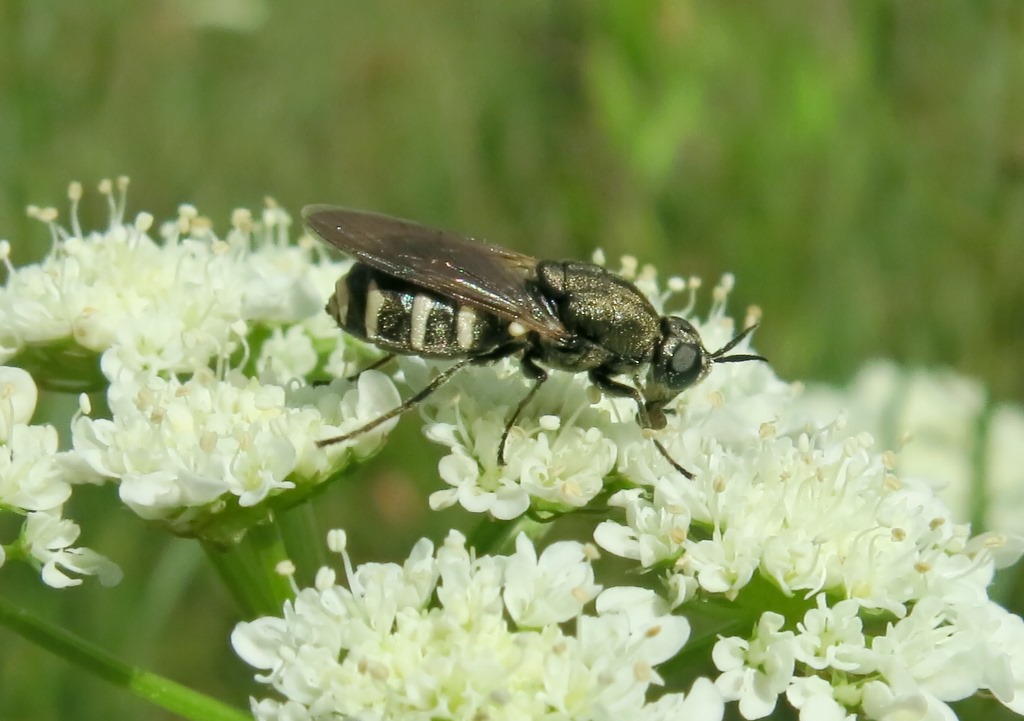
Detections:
[328, 264, 510, 358]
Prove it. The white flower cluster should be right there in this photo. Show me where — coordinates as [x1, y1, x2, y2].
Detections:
[415, 267, 779, 520]
[72, 368, 400, 528]
[0, 180, 401, 537]
[798, 360, 1024, 536]
[233, 529, 724, 721]
[588, 367, 1024, 715]
[4, 181, 1023, 718]
[590, 354, 1024, 717]
[712, 592, 1024, 720]
[417, 355, 622, 519]
[405, 261, 1024, 719]
[0, 180, 344, 379]
[0, 366, 121, 588]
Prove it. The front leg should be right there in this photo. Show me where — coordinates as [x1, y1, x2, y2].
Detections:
[587, 369, 653, 428]
[587, 369, 693, 479]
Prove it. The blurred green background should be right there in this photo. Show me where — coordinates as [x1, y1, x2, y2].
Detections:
[1, 1, 1022, 719]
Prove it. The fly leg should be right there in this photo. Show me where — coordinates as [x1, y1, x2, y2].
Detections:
[317, 357, 474, 447]
[311, 353, 396, 387]
[345, 353, 396, 382]
[587, 369, 695, 479]
[498, 351, 548, 465]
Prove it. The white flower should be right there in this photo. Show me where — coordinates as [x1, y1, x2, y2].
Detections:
[237, 243, 325, 325]
[0, 366, 38, 433]
[233, 530, 703, 721]
[396, 257, 1024, 716]
[5, 183, 1023, 718]
[786, 675, 857, 721]
[2, 209, 237, 373]
[254, 324, 319, 381]
[708, 592, 1024, 720]
[713, 611, 796, 719]
[792, 595, 874, 673]
[502, 534, 601, 626]
[0, 366, 73, 513]
[0, 423, 71, 512]
[22, 511, 123, 588]
[415, 273, 778, 521]
[598, 391, 1020, 611]
[594, 487, 690, 568]
[509, 267, 1024, 718]
[636, 678, 725, 721]
[871, 596, 1024, 713]
[600, 389, 1023, 718]
[860, 680, 959, 721]
[72, 367, 400, 527]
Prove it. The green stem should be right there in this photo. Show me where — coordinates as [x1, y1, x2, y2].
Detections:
[202, 517, 292, 619]
[0, 595, 249, 721]
[203, 540, 272, 619]
[277, 503, 327, 587]
[247, 519, 294, 609]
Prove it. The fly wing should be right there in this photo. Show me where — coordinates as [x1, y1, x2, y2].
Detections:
[304, 205, 570, 341]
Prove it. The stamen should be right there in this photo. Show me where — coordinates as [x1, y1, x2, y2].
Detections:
[97, 178, 116, 229]
[744, 304, 763, 329]
[134, 212, 154, 233]
[115, 176, 130, 225]
[619, 254, 638, 279]
[679, 275, 701, 316]
[67, 181, 83, 238]
[0, 240, 12, 276]
[235, 207, 253, 231]
[27, 205, 63, 249]
[262, 198, 292, 247]
[190, 215, 213, 238]
[177, 204, 198, 235]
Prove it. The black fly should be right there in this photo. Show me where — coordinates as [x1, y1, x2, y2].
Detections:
[304, 205, 766, 478]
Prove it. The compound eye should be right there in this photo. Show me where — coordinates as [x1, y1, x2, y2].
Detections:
[671, 344, 700, 376]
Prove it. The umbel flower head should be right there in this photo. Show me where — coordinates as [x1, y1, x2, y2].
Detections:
[1, 180, 1021, 719]
[797, 360, 1024, 537]
[0, 180, 402, 541]
[71, 367, 400, 532]
[376, 259, 1024, 717]
[0, 178, 374, 387]
[232, 529, 724, 721]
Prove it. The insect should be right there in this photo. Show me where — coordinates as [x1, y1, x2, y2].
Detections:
[304, 205, 766, 478]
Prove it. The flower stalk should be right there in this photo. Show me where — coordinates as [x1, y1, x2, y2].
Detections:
[201, 517, 294, 619]
[0, 595, 249, 721]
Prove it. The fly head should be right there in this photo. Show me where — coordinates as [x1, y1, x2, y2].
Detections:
[643, 318, 766, 428]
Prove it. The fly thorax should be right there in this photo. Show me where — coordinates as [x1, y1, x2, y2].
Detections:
[536, 260, 661, 369]
[537, 335, 614, 373]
